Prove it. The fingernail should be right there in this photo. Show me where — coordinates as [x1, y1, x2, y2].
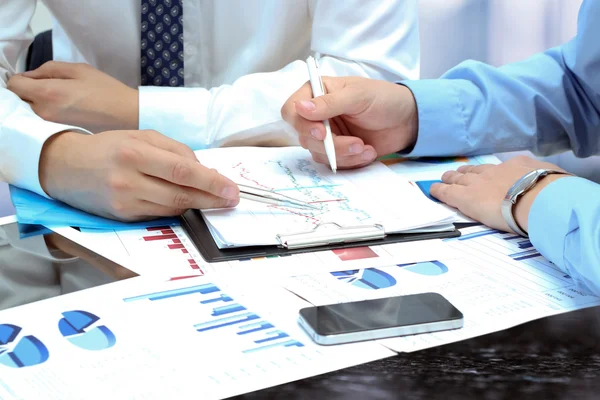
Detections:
[225, 199, 239, 207]
[221, 186, 238, 200]
[299, 100, 316, 111]
[349, 144, 363, 154]
[361, 149, 376, 161]
[310, 128, 321, 139]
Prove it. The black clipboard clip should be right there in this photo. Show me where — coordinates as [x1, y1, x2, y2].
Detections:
[276, 222, 386, 250]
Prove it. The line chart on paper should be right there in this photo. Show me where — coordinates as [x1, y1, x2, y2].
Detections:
[197, 147, 455, 248]
[231, 158, 372, 226]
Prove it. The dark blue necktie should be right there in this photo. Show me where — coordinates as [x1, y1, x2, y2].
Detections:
[140, 0, 184, 86]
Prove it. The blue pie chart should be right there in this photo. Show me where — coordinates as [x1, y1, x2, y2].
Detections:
[331, 268, 397, 290]
[58, 310, 116, 351]
[398, 261, 449, 276]
[0, 324, 49, 368]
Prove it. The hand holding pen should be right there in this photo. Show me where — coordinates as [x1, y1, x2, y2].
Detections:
[281, 75, 417, 170]
[306, 56, 337, 173]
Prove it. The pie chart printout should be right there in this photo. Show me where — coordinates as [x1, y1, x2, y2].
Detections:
[58, 310, 117, 351]
[0, 324, 49, 368]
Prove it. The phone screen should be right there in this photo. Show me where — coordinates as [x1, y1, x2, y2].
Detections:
[299, 293, 462, 336]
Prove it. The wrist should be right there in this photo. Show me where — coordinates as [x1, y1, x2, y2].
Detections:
[396, 84, 418, 152]
[39, 131, 86, 198]
[513, 174, 567, 232]
[115, 88, 139, 130]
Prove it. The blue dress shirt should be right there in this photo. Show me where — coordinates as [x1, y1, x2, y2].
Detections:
[402, 0, 600, 295]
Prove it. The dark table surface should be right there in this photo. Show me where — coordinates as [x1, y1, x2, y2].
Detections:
[235, 307, 600, 400]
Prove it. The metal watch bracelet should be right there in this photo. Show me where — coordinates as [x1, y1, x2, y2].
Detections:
[500, 169, 572, 237]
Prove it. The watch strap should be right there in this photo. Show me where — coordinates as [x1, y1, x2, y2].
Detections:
[501, 169, 572, 237]
[501, 201, 528, 237]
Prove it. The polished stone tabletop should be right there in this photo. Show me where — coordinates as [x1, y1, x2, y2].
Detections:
[235, 307, 600, 399]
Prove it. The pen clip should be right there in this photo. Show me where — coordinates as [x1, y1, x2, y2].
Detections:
[308, 56, 325, 94]
[313, 57, 325, 94]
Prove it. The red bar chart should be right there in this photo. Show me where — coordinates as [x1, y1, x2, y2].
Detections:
[119, 225, 205, 276]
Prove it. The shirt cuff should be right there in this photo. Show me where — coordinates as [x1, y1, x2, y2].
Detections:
[528, 176, 590, 270]
[138, 86, 209, 150]
[4, 117, 90, 199]
[399, 79, 470, 157]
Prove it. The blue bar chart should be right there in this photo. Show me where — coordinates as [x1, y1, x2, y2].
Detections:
[455, 228, 562, 276]
[454, 229, 501, 241]
[195, 312, 260, 332]
[123, 283, 220, 302]
[446, 226, 590, 304]
[212, 304, 247, 316]
[124, 282, 305, 354]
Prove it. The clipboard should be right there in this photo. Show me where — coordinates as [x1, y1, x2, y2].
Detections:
[180, 209, 461, 263]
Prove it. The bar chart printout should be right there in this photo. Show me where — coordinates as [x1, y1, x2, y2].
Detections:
[119, 280, 359, 393]
[123, 283, 304, 355]
[445, 225, 598, 307]
[117, 224, 204, 275]
[0, 276, 395, 400]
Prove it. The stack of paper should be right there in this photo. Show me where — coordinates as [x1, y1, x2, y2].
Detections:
[196, 147, 456, 248]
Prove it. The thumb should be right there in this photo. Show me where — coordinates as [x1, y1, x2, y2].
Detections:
[295, 88, 363, 121]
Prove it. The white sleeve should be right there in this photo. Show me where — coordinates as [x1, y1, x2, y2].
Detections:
[0, 0, 89, 198]
[139, 0, 420, 150]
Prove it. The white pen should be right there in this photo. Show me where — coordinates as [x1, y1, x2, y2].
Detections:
[306, 55, 337, 173]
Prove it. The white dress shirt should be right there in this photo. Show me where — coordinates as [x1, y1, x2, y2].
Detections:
[0, 0, 420, 198]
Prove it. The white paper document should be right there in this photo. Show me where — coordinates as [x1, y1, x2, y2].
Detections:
[380, 154, 500, 182]
[53, 222, 457, 281]
[0, 275, 394, 400]
[380, 154, 501, 223]
[196, 147, 455, 248]
[281, 225, 600, 353]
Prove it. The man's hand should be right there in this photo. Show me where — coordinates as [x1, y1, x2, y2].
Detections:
[281, 76, 419, 169]
[40, 130, 240, 221]
[8, 62, 138, 132]
[430, 156, 570, 234]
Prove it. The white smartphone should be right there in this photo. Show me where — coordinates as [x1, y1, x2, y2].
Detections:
[298, 292, 463, 345]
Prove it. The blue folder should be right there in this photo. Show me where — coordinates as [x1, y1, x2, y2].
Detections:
[9, 185, 177, 238]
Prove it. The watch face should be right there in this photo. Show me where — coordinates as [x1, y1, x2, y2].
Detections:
[507, 169, 542, 197]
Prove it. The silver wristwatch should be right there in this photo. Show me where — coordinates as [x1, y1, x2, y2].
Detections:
[501, 168, 571, 237]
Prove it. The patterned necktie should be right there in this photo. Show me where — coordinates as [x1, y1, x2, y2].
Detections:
[140, 0, 184, 87]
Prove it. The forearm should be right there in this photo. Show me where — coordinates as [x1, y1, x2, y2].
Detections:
[528, 177, 600, 295]
[402, 0, 600, 158]
[1, 0, 92, 197]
